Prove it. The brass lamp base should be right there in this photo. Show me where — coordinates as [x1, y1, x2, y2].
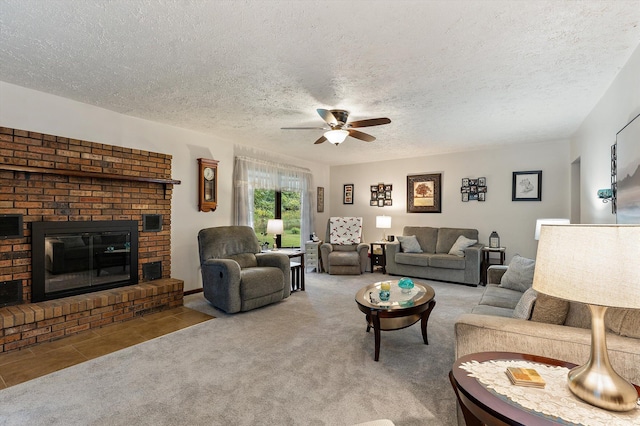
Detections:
[567, 304, 638, 412]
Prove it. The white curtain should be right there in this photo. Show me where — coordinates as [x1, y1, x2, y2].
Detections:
[234, 156, 314, 247]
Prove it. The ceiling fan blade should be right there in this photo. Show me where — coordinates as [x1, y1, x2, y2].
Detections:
[348, 129, 376, 142]
[348, 118, 391, 128]
[314, 136, 327, 144]
[317, 109, 338, 126]
[281, 127, 328, 130]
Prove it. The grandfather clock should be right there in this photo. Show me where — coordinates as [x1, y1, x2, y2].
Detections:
[198, 158, 219, 212]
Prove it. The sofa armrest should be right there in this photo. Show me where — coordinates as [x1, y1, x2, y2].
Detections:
[454, 313, 640, 384]
[201, 259, 242, 313]
[256, 252, 291, 298]
[320, 243, 333, 273]
[487, 265, 508, 285]
[463, 243, 483, 285]
[357, 242, 369, 273]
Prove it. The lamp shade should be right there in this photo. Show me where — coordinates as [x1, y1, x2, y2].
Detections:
[534, 218, 570, 240]
[266, 219, 284, 235]
[376, 215, 391, 229]
[324, 129, 349, 144]
[532, 225, 640, 309]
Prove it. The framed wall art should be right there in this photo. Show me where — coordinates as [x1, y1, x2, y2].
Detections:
[407, 173, 441, 213]
[343, 184, 354, 205]
[512, 171, 542, 201]
[461, 177, 487, 202]
[616, 113, 640, 223]
[317, 187, 324, 213]
[370, 183, 392, 207]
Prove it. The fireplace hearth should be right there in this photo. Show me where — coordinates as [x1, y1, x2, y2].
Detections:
[31, 221, 139, 302]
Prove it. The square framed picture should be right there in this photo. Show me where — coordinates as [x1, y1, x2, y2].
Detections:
[370, 200, 377, 206]
[384, 185, 392, 191]
[317, 187, 324, 213]
[343, 184, 354, 204]
[370, 185, 378, 192]
[384, 199, 392, 206]
[407, 173, 442, 213]
[512, 171, 542, 201]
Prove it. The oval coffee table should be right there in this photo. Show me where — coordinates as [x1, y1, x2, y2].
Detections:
[355, 280, 436, 361]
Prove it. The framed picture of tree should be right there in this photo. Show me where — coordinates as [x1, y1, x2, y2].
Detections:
[407, 173, 442, 213]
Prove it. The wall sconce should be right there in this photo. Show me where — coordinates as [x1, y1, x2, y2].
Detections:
[597, 188, 613, 203]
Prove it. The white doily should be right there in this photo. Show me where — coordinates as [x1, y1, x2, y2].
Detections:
[459, 360, 640, 426]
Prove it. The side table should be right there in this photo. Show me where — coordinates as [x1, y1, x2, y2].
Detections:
[271, 249, 305, 292]
[304, 241, 322, 273]
[450, 351, 640, 426]
[481, 247, 505, 284]
[370, 242, 388, 273]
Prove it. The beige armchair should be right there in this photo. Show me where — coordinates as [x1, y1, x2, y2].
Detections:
[320, 217, 368, 275]
[198, 226, 290, 313]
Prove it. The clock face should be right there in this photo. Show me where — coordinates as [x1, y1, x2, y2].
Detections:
[203, 167, 214, 181]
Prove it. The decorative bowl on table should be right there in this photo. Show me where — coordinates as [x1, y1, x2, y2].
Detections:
[398, 277, 414, 293]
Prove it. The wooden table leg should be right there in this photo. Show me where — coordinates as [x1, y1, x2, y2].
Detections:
[372, 311, 381, 361]
[420, 300, 436, 345]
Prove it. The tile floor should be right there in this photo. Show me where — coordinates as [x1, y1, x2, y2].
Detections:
[0, 306, 214, 389]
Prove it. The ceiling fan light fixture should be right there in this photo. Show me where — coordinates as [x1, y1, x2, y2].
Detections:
[324, 129, 349, 145]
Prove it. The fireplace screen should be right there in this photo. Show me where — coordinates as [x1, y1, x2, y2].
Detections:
[32, 221, 138, 302]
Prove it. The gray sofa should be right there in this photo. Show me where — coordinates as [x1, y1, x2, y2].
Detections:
[455, 264, 640, 385]
[385, 226, 483, 285]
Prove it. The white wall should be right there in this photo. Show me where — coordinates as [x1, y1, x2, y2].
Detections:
[329, 140, 571, 261]
[0, 82, 331, 291]
[571, 44, 640, 224]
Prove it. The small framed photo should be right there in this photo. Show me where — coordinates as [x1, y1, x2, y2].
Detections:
[462, 178, 469, 187]
[384, 185, 392, 191]
[370, 200, 377, 206]
[512, 171, 542, 201]
[378, 192, 385, 199]
[343, 184, 354, 204]
[478, 177, 486, 186]
[370, 185, 378, 192]
[478, 192, 486, 201]
[469, 179, 478, 186]
[462, 192, 469, 202]
[317, 187, 324, 213]
[469, 193, 478, 201]
[371, 191, 378, 200]
[470, 186, 478, 194]
[378, 184, 385, 192]
[385, 191, 391, 199]
[384, 199, 392, 206]
[377, 199, 384, 207]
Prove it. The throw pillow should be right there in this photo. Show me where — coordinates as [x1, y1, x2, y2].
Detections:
[397, 235, 423, 253]
[448, 235, 478, 257]
[530, 293, 570, 325]
[512, 288, 538, 320]
[499, 254, 536, 293]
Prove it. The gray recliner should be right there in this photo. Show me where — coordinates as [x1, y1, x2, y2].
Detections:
[320, 218, 368, 275]
[198, 226, 290, 313]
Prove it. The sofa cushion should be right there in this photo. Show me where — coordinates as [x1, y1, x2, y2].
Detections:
[394, 252, 430, 267]
[530, 293, 569, 325]
[471, 304, 515, 318]
[513, 288, 538, 319]
[228, 253, 258, 269]
[404, 226, 438, 254]
[328, 251, 360, 266]
[397, 235, 423, 253]
[436, 228, 479, 254]
[499, 255, 535, 293]
[428, 254, 465, 270]
[448, 235, 478, 257]
[478, 284, 522, 310]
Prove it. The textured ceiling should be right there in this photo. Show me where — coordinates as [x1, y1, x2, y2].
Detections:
[1, 1, 639, 166]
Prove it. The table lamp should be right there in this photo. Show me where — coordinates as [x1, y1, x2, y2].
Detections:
[266, 219, 284, 250]
[534, 218, 570, 240]
[532, 224, 640, 411]
[376, 215, 392, 241]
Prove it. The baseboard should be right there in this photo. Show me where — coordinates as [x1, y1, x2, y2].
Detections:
[184, 288, 203, 296]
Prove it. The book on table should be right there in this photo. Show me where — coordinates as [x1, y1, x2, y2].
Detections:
[505, 367, 546, 388]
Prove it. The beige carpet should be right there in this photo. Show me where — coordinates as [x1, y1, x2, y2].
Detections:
[0, 273, 483, 425]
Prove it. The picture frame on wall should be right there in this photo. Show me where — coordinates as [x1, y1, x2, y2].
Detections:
[512, 170, 542, 201]
[317, 187, 324, 213]
[407, 173, 442, 213]
[343, 184, 354, 204]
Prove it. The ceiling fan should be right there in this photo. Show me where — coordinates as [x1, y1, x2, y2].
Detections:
[282, 109, 391, 145]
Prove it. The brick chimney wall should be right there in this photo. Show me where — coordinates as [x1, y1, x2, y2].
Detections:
[0, 126, 174, 303]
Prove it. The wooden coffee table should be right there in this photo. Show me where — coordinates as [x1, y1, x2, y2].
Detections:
[355, 280, 436, 361]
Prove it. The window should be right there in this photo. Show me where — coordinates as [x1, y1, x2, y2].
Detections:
[253, 189, 301, 248]
[234, 156, 313, 248]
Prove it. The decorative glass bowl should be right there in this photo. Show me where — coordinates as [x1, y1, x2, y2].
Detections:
[398, 277, 414, 293]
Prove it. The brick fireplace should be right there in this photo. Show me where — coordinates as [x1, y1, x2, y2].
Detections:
[0, 126, 183, 352]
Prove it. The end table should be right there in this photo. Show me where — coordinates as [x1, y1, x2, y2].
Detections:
[370, 242, 388, 273]
[481, 247, 505, 284]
